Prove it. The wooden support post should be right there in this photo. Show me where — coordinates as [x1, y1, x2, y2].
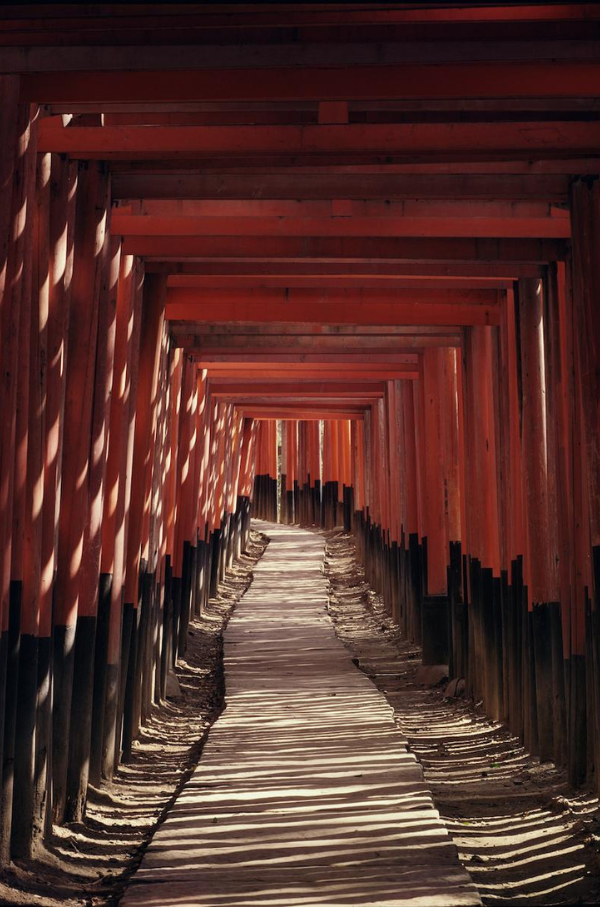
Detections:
[91, 251, 136, 785]
[33, 155, 77, 835]
[1, 103, 38, 863]
[11, 148, 48, 860]
[462, 327, 502, 720]
[0, 79, 20, 856]
[102, 259, 143, 778]
[518, 276, 555, 762]
[422, 350, 449, 597]
[121, 273, 166, 762]
[51, 161, 109, 821]
[64, 190, 117, 824]
[543, 263, 568, 768]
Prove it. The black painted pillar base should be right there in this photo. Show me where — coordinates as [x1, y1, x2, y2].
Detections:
[34, 634, 53, 838]
[11, 631, 38, 859]
[101, 662, 119, 782]
[568, 653, 587, 788]
[171, 576, 182, 664]
[532, 601, 555, 762]
[121, 602, 140, 763]
[209, 528, 222, 599]
[179, 541, 192, 657]
[1, 581, 22, 862]
[160, 555, 173, 696]
[51, 619, 76, 824]
[65, 614, 97, 823]
[90, 572, 112, 787]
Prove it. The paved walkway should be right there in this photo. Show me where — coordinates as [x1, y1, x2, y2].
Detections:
[122, 523, 481, 907]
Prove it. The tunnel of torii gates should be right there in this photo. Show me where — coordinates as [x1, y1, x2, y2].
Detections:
[3, 0, 600, 871]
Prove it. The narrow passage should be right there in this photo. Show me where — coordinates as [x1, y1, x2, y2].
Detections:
[122, 524, 481, 907]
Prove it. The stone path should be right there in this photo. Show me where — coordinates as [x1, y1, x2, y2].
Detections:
[121, 523, 481, 907]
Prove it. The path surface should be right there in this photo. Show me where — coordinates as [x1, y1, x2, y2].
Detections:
[121, 523, 481, 907]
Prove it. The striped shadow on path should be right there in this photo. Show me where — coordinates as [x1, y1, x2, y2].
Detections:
[121, 522, 481, 907]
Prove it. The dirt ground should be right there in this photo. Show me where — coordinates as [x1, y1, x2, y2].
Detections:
[0, 530, 269, 907]
[323, 529, 600, 907]
[3, 523, 600, 906]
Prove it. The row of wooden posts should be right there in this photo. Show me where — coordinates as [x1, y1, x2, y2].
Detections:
[253, 234, 600, 795]
[0, 105, 259, 865]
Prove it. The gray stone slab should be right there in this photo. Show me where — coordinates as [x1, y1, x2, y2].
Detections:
[121, 522, 480, 907]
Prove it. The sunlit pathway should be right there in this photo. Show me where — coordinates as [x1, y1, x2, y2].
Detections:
[121, 523, 481, 907]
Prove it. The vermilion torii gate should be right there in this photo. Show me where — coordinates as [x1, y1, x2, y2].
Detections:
[1, 0, 600, 869]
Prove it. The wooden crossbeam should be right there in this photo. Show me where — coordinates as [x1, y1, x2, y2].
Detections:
[22, 62, 600, 103]
[112, 172, 573, 202]
[167, 275, 512, 290]
[123, 199, 567, 219]
[203, 365, 419, 379]
[111, 213, 569, 240]
[177, 336, 461, 351]
[153, 260, 543, 279]
[129, 235, 565, 261]
[166, 301, 498, 327]
[38, 121, 600, 161]
[243, 409, 365, 420]
[6, 41, 600, 72]
[210, 382, 386, 396]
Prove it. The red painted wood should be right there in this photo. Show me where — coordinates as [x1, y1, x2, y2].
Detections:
[55, 162, 108, 628]
[22, 62, 600, 104]
[123, 274, 166, 607]
[111, 213, 569, 240]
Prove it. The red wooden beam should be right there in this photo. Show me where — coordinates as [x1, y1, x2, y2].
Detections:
[181, 337, 460, 352]
[38, 120, 600, 161]
[129, 235, 565, 261]
[244, 408, 365, 420]
[166, 301, 498, 327]
[197, 352, 419, 363]
[112, 172, 572, 202]
[210, 382, 385, 396]
[167, 275, 512, 290]
[3, 4, 598, 35]
[7, 39, 600, 71]
[171, 321, 461, 336]
[167, 287, 497, 306]
[205, 367, 419, 380]
[111, 213, 569, 240]
[130, 199, 567, 219]
[150, 260, 545, 278]
[22, 62, 600, 103]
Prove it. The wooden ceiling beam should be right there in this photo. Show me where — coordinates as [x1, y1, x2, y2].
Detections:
[204, 367, 419, 379]
[125, 199, 565, 218]
[165, 300, 499, 327]
[195, 352, 420, 363]
[111, 213, 569, 240]
[167, 287, 497, 306]
[242, 409, 365, 421]
[38, 120, 600, 161]
[22, 62, 600, 104]
[209, 383, 386, 395]
[152, 260, 542, 279]
[166, 276, 512, 290]
[176, 336, 461, 351]
[127, 235, 565, 261]
[204, 363, 417, 374]
[170, 322, 461, 337]
[112, 172, 573, 202]
[6, 41, 600, 72]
